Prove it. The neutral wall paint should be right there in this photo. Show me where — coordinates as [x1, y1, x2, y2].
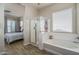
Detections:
[0, 4, 5, 53]
[5, 3, 25, 17]
[39, 3, 74, 17]
[23, 5, 38, 45]
[77, 4, 79, 34]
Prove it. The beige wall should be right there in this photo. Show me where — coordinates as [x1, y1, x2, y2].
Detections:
[5, 3, 25, 17]
[39, 3, 74, 17]
[0, 4, 5, 53]
[77, 4, 79, 34]
[23, 5, 38, 45]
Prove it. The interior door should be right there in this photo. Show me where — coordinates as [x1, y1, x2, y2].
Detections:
[31, 20, 37, 44]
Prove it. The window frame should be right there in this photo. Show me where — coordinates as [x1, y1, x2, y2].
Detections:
[7, 19, 16, 33]
[51, 7, 76, 33]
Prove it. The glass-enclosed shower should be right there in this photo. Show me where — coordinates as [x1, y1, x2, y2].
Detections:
[30, 16, 51, 46]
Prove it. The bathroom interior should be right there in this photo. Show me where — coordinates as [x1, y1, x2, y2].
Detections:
[1, 3, 79, 55]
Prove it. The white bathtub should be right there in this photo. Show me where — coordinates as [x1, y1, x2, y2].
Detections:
[43, 39, 79, 55]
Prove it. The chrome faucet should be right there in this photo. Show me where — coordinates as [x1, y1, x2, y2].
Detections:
[49, 35, 53, 39]
[76, 37, 79, 40]
[73, 37, 79, 43]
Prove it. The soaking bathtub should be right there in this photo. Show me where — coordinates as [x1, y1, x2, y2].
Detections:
[43, 39, 79, 55]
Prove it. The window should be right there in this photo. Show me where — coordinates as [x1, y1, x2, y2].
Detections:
[52, 8, 73, 32]
[7, 20, 16, 32]
[20, 20, 23, 31]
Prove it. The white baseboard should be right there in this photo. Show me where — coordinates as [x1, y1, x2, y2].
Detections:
[30, 42, 38, 47]
[24, 43, 30, 46]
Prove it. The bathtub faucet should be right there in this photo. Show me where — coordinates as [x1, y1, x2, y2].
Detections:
[76, 37, 79, 40]
[73, 37, 79, 43]
[49, 35, 53, 39]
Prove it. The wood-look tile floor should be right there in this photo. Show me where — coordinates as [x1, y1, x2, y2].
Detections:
[5, 40, 52, 55]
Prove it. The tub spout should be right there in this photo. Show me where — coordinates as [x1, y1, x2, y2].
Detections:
[49, 35, 53, 39]
[73, 37, 79, 43]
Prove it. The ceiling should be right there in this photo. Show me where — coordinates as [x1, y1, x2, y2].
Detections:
[21, 3, 54, 9]
[4, 3, 54, 17]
